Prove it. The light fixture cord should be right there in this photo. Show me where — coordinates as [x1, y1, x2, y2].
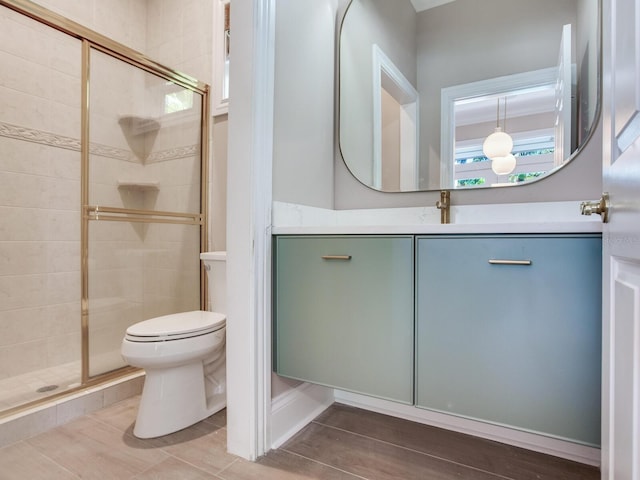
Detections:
[496, 98, 500, 129]
[503, 97, 508, 132]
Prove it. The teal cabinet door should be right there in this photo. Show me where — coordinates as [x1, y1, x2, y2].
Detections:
[274, 236, 414, 404]
[415, 234, 602, 446]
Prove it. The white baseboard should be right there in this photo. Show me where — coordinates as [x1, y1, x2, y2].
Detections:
[270, 382, 334, 449]
[334, 390, 601, 467]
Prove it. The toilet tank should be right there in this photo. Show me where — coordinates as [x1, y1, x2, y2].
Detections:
[200, 251, 226, 314]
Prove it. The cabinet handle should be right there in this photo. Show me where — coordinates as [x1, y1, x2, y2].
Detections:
[321, 255, 352, 261]
[489, 259, 532, 266]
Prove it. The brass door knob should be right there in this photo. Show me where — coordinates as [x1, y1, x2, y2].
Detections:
[580, 193, 609, 223]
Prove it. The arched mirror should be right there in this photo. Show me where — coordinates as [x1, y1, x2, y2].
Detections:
[339, 0, 600, 192]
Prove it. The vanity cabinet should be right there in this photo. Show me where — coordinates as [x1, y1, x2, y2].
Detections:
[273, 233, 602, 446]
[415, 234, 602, 445]
[273, 235, 414, 403]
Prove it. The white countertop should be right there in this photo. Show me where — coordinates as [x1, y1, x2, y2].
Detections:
[271, 201, 603, 235]
[272, 222, 602, 235]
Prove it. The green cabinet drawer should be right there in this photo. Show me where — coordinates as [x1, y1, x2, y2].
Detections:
[274, 236, 414, 403]
[415, 234, 602, 445]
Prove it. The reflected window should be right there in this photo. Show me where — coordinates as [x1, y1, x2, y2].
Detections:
[164, 88, 194, 114]
[453, 85, 561, 187]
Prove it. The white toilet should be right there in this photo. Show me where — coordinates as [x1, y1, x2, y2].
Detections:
[121, 251, 227, 439]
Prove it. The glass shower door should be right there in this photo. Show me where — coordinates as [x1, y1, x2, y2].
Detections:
[85, 48, 205, 378]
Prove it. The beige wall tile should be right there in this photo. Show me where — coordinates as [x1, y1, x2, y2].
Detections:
[46, 302, 81, 336]
[0, 242, 47, 275]
[46, 242, 80, 274]
[0, 207, 48, 241]
[0, 139, 49, 176]
[47, 211, 80, 241]
[102, 376, 144, 407]
[0, 339, 48, 377]
[1, 89, 50, 133]
[0, 274, 48, 310]
[0, 51, 49, 98]
[0, 307, 48, 346]
[32, 0, 93, 30]
[0, 172, 48, 208]
[46, 331, 81, 366]
[55, 390, 103, 425]
[0, 10, 52, 66]
[44, 177, 80, 211]
[47, 102, 80, 139]
[0, 406, 57, 448]
[47, 32, 81, 76]
[46, 272, 80, 305]
[49, 148, 81, 180]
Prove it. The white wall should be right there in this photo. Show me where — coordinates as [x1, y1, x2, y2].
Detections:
[226, 0, 275, 459]
[272, 0, 338, 209]
[210, 115, 228, 251]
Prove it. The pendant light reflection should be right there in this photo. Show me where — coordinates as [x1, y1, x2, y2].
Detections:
[482, 97, 516, 176]
[491, 153, 516, 175]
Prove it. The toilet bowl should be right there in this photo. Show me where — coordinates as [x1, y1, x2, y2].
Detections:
[121, 251, 227, 439]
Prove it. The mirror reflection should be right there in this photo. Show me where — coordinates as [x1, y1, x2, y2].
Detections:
[339, 0, 600, 192]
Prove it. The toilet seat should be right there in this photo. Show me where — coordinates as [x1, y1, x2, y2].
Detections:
[125, 311, 226, 342]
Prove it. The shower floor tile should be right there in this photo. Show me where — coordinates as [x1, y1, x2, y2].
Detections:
[0, 361, 81, 411]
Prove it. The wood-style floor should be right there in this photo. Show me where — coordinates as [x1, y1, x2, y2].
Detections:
[0, 395, 599, 479]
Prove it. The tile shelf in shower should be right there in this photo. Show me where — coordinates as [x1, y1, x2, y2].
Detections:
[117, 180, 160, 190]
[115, 180, 160, 234]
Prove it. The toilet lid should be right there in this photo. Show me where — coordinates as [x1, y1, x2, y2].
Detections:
[125, 311, 226, 342]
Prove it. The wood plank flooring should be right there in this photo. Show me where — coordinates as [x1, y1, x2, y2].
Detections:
[0, 396, 600, 479]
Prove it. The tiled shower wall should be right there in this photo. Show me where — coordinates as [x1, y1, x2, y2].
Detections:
[0, 8, 83, 382]
[30, 0, 213, 84]
[0, 0, 213, 389]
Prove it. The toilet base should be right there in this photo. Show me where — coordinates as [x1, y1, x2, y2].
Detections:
[133, 361, 226, 439]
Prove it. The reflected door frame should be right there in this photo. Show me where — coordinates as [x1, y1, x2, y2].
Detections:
[372, 44, 420, 191]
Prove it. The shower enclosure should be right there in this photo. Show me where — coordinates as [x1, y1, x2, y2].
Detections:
[0, 1, 209, 414]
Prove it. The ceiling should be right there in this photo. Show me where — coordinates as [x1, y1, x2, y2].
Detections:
[409, 0, 456, 12]
[454, 87, 557, 127]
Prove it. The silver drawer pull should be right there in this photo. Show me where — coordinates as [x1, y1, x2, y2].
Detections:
[489, 259, 532, 266]
[321, 255, 352, 261]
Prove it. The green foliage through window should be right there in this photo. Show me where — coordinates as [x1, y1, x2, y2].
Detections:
[517, 148, 554, 157]
[509, 172, 545, 183]
[455, 147, 555, 165]
[456, 156, 489, 165]
[456, 178, 486, 187]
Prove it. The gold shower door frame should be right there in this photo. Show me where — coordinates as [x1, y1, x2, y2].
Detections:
[0, 0, 210, 404]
